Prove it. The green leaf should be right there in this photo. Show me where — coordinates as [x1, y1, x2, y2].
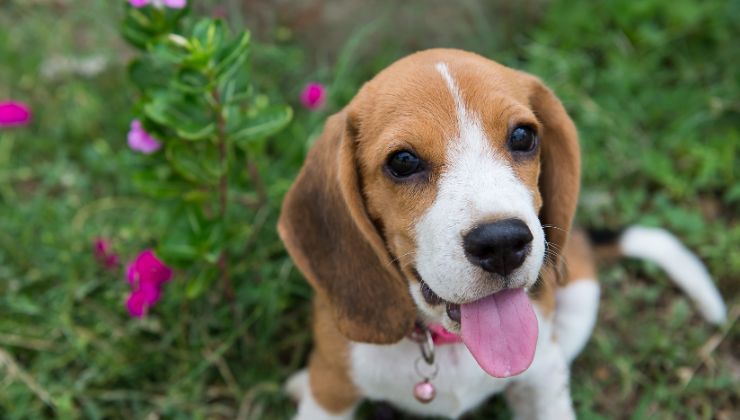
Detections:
[220, 79, 254, 106]
[158, 219, 198, 262]
[132, 167, 187, 199]
[214, 31, 251, 79]
[128, 57, 173, 92]
[166, 140, 224, 185]
[231, 105, 293, 148]
[132, 173, 180, 199]
[159, 242, 200, 262]
[176, 122, 216, 141]
[190, 19, 227, 59]
[150, 40, 187, 64]
[121, 8, 159, 50]
[186, 266, 216, 299]
[182, 189, 211, 203]
[143, 94, 184, 126]
[157, 205, 211, 265]
[143, 93, 215, 141]
[122, 5, 188, 49]
[172, 68, 211, 94]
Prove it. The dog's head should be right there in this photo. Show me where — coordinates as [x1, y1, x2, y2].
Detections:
[279, 49, 579, 376]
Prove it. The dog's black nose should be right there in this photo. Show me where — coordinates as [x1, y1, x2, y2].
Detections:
[463, 219, 533, 276]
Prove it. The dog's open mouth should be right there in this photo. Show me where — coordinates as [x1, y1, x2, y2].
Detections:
[419, 279, 462, 322]
[418, 278, 539, 378]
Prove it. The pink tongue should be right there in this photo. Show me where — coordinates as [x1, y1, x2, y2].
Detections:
[460, 288, 538, 378]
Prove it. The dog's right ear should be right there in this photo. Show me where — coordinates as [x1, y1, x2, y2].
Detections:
[278, 110, 415, 344]
[526, 76, 581, 283]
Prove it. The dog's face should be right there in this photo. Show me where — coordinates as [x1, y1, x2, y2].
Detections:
[356, 58, 548, 334]
[279, 49, 579, 350]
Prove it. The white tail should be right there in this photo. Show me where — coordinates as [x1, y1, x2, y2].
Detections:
[618, 226, 727, 324]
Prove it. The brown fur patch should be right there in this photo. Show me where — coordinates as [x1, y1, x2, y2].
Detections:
[533, 229, 599, 316]
[562, 228, 597, 283]
[531, 268, 558, 316]
[593, 242, 624, 261]
[308, 293, 360, 413]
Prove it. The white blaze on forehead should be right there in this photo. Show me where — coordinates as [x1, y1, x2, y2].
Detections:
[435, 62, 471, 126]
[434, 62, 498, 172]
[412, 63, 545, 303]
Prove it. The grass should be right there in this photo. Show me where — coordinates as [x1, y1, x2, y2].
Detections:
[0, 0, 737, 418]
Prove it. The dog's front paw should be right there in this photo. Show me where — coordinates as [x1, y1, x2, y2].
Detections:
[285, 369, 309, 403]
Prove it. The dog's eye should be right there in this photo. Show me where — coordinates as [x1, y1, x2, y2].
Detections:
[386, 150, 422, 178]
[508, 126, 538, 153]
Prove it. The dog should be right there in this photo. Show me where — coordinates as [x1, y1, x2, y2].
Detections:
[278, 49, 727, 419]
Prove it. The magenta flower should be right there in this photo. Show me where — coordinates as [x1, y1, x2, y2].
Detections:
[128, 0, 187, 8]
[125, 249, 172, 318]
[0, 101, 31, 127]
[299, 82, 327, 110]
[127, 119, 161, 154]
[126, 282, 162, 317]
[127, 249, 172, 286]
[93, 238, 120, 269]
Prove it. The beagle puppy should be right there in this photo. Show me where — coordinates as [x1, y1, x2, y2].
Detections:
[278, 49, 726, 419]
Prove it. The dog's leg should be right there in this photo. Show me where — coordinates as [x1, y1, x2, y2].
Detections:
[285, 369, 309, 403]
[289, 368, 357, 420]
[294, 378, 356, 420]
[505, 343, 575, 420]
[555, 229, 601, 363]
[555, 279, 600, 363]
[290, 351, 360, 420]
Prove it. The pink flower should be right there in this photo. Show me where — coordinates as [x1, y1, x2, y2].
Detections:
[126, 282, 161, 317]
[128, 0, 186, 9]
[127, 119, 161, 154]
[93, 238, 119, 269]
[127, 249, 172, 286]
[162, 0, 186, 8]
[0, 101, 31, 127]
[125, 249, 172, 318]
[299, 82, 326, 110]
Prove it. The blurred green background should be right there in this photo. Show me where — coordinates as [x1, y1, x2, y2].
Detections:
[0, 0, 737, 418]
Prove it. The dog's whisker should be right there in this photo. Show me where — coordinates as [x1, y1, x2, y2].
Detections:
[544, 240, 563, 259]
[542, 224, 567, 233]
[386, 249, 417, 269]
[542, 240, 567, 272]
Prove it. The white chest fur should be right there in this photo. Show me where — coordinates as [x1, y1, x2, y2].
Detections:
[351, 339, 510, 418]
[349, 311, 565, 419]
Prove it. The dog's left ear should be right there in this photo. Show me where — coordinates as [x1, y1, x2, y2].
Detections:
[528, 77, 581, 279]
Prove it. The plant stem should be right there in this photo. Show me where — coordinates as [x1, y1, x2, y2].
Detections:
[241, 157, 269, 258]
[213, 89, 235, 304]
[246, 158, 267, 206]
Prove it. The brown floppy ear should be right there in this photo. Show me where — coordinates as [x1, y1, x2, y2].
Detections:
[277, 110, 415, 344]
[528, 78, 581, 281]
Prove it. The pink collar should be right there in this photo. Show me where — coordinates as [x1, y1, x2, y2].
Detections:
[427, 323, 462, 345]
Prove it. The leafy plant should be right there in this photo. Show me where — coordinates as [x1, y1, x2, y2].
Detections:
[122, 4, 292, 304]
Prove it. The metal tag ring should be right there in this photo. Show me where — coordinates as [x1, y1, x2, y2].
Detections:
[417, 327, 435, 365]
[414, 356, 439, 380]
